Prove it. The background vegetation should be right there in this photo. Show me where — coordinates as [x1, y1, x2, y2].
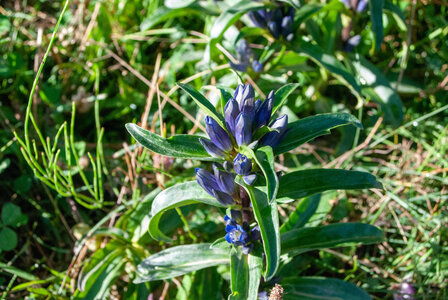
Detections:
[0, 0, 446, 298]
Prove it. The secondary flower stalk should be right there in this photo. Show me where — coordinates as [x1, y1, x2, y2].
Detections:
[248, 4, 296, 41]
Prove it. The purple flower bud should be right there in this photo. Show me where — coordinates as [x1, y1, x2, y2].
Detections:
[268, 21, 280, 39]
[270, 114, 288, 130]
[195, 168, 219, 196]
[248, 10, 267, 28]
[233, 84, 244, 103]
[241, 97, 256, 121]
[229, 62, 248, 72]
[345, 35, 361, 52]
[213, 189, 235, 206]
[357, 0, 368, 12]
[252, 60, 263, 73]
[234, 153, 252, 175]
[205, 116, 233, 151]
[234, 113, 252, 146]
[224, 99, 240, 136]
[240, 84, 255, 109]
[251, 226, 261, 241]
[199, 138, 225, 158]
[243, 174, 257, 185]
[260, 114, 288, 147]
[255, 99, 262, 112]
[255, 90, 274, 128]
[281, 16, 293, 37]
[235, 84, 255, 109]
[213, 164, 236, 195]
[237, 39, 251, 56]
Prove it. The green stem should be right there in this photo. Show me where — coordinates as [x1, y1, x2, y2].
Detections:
[24, 0, 70, 153]
[175, 207, 197, 242]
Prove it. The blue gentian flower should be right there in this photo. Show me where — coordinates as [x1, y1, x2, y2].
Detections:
[224, 99, 240, 136]
[195, 168, 219, 196]
[234, 153, 252, 176]
[199, 138, 226, 158]
[205, 116, 233, 151]
[213, 163, 236, 195]
[255, 90, 274, 128]
[248, 5, 295, 41]
[224, 215, 261, 254]
[235, 113, 252, 146]
[260, 114, 288, 147]
[196, 168, 235, 206]
[199, 83, 288, 160]
[235, 84, 255, 110]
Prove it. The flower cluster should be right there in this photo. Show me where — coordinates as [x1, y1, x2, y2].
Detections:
[224, 213, 261, 254]
[248, 5, 295, 41]
[230, 39, 263, 73]
[197, 84, 287, 194]
[199, 83, 288, 157]
[195, 83, 288, 251]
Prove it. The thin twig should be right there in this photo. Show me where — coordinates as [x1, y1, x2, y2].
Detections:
[325, 117, 383, 168]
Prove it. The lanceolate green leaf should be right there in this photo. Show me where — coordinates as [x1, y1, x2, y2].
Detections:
[277, 169, 382, 202]
[238, 181, 280, 281]
[135, 244, 229, 283]
[177, 83, 226, 129]
[126, 123, 216, 161]
[351, 56, 404, 127]
[281, 223, 383, 256]
[247, 250, 263, 300]
[76, 241, 126, 298]
[272, 83, 300, 116]
[279, 194, 322, 233]
[282, 277, 372, 300]
[229, 247, 249, 300]
[274, 113, 362, 155]
[254, 146, 279, 203]
[383, 0, 407, 31]
[293, 40, 361, 97]
[148, 181, 224, 242]
[369, 0, 384, 51]
[229, 247, 263, 300]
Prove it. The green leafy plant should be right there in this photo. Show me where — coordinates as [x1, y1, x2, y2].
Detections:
[0, 203, 28, 252]
[126, 82, 383, 299]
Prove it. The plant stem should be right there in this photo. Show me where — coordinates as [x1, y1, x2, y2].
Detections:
[239, 186, 253, 224]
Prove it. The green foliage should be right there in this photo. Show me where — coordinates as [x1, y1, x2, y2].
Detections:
[1, 0, 446, 298]
[0, 203, 28, 252]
